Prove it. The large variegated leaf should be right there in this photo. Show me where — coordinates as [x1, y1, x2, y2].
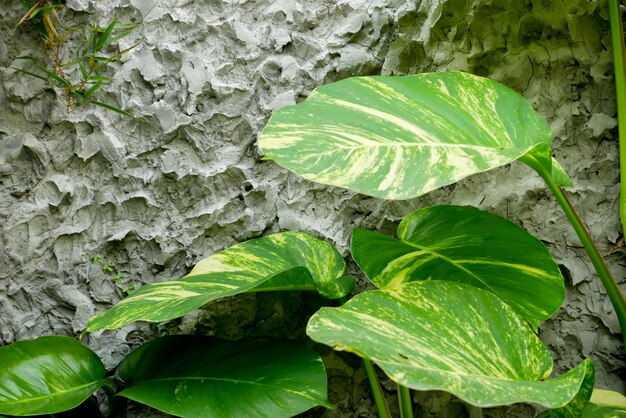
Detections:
[86, 231, 353, 332]
[0, 336, 107, 416]
[352, 205, 564, 328]
[259, 72, 570, 200]
[116, 336, 329, 417]
[306, 280, 594, 408]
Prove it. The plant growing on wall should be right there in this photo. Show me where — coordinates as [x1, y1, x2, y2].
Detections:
[14, 1, 137, 116]
[0, 232, 352, 417]
[2, 72, 625, 418]
[257, 71, 626, 416]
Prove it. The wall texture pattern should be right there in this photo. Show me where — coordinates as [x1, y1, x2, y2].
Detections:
[0, 0, 624, 417]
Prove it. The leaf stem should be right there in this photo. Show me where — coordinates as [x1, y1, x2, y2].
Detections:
[521, 156, 626, 347]
[608, 0, 626, 234]
[468, 404, 483, 418]
[398, 384, 414, 418]
[363, 358, 392, 418]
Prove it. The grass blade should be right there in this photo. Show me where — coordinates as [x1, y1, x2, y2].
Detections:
[11, 67, 47, 81]
[95, 18, 117, 52]
[34, 64, 70, 87]
[90, 101, 134, 118]
[82, 82, 102, 100]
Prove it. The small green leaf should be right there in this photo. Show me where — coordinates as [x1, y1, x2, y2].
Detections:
[352, 205, 564, 328]
[307, 280, 594, 408]
[0, 336, 108, 416]
[116, 336, 329, 418]
[94, 18, 117, 52]
[81, 82, 102, 100]
[259, 72, 554, 200]
[86, 231, 353, 332]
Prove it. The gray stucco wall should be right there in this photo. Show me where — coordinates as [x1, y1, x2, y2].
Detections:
[0, 0, 624, 416]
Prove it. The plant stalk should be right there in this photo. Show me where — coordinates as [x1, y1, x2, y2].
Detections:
[363, 358, 392, 418]
[468, 405, 483, 418]
[521, 156, 626, 347]
[608, 0, 626, 234]
[398, 384, 414, 418]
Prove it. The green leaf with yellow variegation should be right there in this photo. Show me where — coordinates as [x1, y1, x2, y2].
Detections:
[0, 336, 108, 416]
[116, 336, 329, 418]
[307, 280, 594, 409]
[86, 231, 353, 332]
[581, 390, 626, 418]
[352, 205, 564, 329]
[259, 72, 570, 200]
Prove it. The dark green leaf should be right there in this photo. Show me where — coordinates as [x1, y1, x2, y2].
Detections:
[352, 205, 564, 328]
[116, 336, 329, 417]
[0, 336, 108, 416]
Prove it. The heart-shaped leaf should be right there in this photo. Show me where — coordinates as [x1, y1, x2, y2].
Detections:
[0, 336, 107, 416]
[86, 231, 353, 332]
[352, 205, 564, 328]
[259, 72, 569, 200]
[116, 336, 329, 417]
[307, 280, 593, 409]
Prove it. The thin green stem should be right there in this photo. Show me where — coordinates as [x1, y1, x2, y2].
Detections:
[609, 0, 626, 234]
[520, 155, 626, 347]
[398, 384, 414, 418]
[468, 405, 483, 418]
[363, 358, 392, 418]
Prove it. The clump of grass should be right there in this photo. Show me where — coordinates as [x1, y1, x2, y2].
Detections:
[14, 0, 138, 117]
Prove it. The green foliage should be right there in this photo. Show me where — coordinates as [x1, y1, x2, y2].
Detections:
[91, 254, 134, 297]
[0, 336, 108, 415]
[352, 205, 564, 329]
[85, 231, 354, 333]
[257, 71, 623, 416]
[116, 336, 329, 417]
[0, 336, 328, 417]
[258, 72, 571, 200]
[3, 70, 619, 417]
[1, 232, 351, 417]
[581, 389, 626, 417]
[307, 280, 593, 409]
[14, 1, 137, 116]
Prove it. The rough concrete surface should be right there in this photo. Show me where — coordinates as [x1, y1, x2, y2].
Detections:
[0, 0, 624, 417]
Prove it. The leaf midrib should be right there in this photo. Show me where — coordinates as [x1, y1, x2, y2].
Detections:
[0, 379, 105, 407]
[125, 376, 319, 399]
[397, 240, 500, 297]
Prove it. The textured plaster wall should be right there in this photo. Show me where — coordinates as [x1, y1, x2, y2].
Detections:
[0, 0, 624, 417]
